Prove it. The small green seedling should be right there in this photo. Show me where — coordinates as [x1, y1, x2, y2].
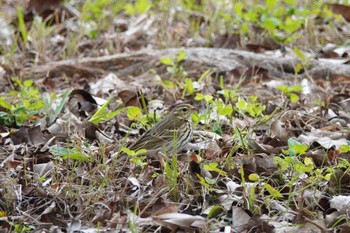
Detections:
[121, 147, 147, 168]
[0, 79, 45, 126]
[160, 50, 187, 80]
[277, 85, 302, 103]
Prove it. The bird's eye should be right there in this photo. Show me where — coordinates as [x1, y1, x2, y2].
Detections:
[181, 108, 187, 112]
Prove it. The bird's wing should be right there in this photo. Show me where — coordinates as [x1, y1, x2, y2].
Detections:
[128, 117, 182, 152]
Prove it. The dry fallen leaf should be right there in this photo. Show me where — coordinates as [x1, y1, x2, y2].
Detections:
[152, 213, 205, 232]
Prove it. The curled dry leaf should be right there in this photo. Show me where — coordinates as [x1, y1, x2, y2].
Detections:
[225, 180, 242, 194]
[330, 195, 350, 212]
[270, 120, 289, 141]
[83, 122, 113, 142]
[10, 125, 50, 146]
[298, 130, 348, 149]
[91, 73, 127, 95]
[310, 149, 331, 167]
[247, 137, 280, 154]
[231, 206, 251, 232]
[33, 161, 54, 179]
[39, 201, 65, 227]
[152, 213, 205, 232]
[107, 210, 127, 229]
[234, 153, 277, 179]
[68, 89, 98, 118]
[330, 4, 350, 22]
[67, 219, 81, 233]
[204, 140, 222, 160]
[118, 89, 148, 108]
[25, 0, 63, 24]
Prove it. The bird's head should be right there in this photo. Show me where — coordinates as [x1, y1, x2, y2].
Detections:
[171, 103, 195, 120]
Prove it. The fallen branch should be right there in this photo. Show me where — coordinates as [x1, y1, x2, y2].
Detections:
[22, 48, 350, 81]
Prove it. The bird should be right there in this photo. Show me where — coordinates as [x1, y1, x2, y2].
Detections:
[125, 103, 195, 156]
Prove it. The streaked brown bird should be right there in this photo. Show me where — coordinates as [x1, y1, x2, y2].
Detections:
[126, 103, 195, 156]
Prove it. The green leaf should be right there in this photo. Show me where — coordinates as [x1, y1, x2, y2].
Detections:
[284, 17, 302, 33]
[290, 85, 303, 92]
[162, 80, 176, 89]
[121, 147, 134, 156]
[219, 75, 224, 89]
[219, 11, 231, 21]
[0, 98, 12, 110]
[288, 138, 298, 147]
[16, 7, 27, 43]
[304, 157, 314, 167]
[198, 69, 211, 83]
[277, 85, 288, 93]
[135, 148, 147, 156]
[324, 173, 331, 181]
[127, 106, 143, 121]
[14, 106, 26, 113]
[176, 50, 186, 63]
[103, 107, 126, 121]
[243, 11, 257, 22]
[129, 156, 147, 167]
[0, 112, 14, 126]
[249, 173, 259, 181]
[262, 17, 279, 31]
[207, 205, 224, 219]
[160, 57, 173, 66]
[50, 145, 91, 162]
[8, 90, 17, 96]
[294, 161, 313, 173]
[213, 122, 222, 136]
[241, 23, 249, 33]
[14, 108, 27, 125]
[246, 104, 255, 117]
[274, 157, 288, 171]
[135, 0, 150, 14]
[55, 90, 71, 115]
[249, 96, 258, 102]
[294, 63, 303, 74]
[166, 66, 175, 74]
[23, 80, 33, 87]
[89, 99, 111, 124]
[31, 101, 45, 110]
[266, 0, 277, 9]
[191, 111, 200, 124]
[287, 138, 299, 156]
[204, 95, 213, 103]
[124, 3, 135, 15]
[204, 162, 226, 176]
[264, 183, 283, 198]
[194, 93, 204, 101]
[289, 93, 299, 103]
[339, 142, 350, 153]
[217, 104, 233, 116]
[204, 177, 216, 185]
[185, 78, 194, 94]
[284, 0, 295, 4]
[234, 2, 243, 16]
[236, 99, 246, 110]
[291, 143, 308, 155]
[197, 174, 209, 187]
[293, 46, 306, 60]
